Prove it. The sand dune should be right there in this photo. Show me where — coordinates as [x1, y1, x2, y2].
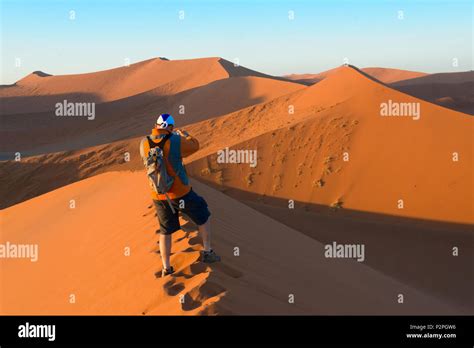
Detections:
[5, 66, 471, 224]
[391, 71, 474, 115]
[0, 172, 461, 315]
[184, 66, 473, 224]
[393, 71, 474, 86]
[285, 67, 427, 85]
[0, 57, 301, 115]
[287, 67, 473, 115]
[362, 67, 427, 84]
[0, 70, 305, 207]
[1, 58, 224, 114]
[0, 61, 304, 158]
[284, 67, 342, 85]
[0, 139, 142, 209]
[180, 66, 473, 309]
[167, 76, 304, 123]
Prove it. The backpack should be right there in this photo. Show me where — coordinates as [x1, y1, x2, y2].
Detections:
[144, 133, 176, 212]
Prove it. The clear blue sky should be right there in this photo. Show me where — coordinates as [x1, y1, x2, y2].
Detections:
[1, 0, 472, 84]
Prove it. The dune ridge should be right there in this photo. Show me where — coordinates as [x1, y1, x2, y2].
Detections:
[1, 57, 303, 115]
[1, 59, 305, 157]
[285, 66, 428, 85]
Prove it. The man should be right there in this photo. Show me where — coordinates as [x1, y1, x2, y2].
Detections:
[139, 113, 220, 277]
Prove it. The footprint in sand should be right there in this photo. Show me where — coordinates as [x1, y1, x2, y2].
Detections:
[181, 246, 199, 254]
[188, 235, 202, 246]
[175, 231, 192, 242]
[163, 278, 186, 296]
[181, 281, 226, 312]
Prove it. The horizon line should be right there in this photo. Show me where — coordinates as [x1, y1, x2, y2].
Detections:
[3, 55, 473, 86]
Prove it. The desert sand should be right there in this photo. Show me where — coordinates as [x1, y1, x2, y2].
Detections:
[0, 173, 462, 315]
[1, 58, 472, 315]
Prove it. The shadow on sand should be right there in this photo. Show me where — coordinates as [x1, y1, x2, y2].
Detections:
[192, 177, 474, 312]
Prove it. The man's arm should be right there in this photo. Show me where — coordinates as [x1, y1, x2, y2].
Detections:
[139, 137, 150, 166]
[177, 130, 200, 157]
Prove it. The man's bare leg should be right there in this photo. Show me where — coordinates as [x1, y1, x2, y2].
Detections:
[198, 219, 211, 252]
[159, 234, 172, 270]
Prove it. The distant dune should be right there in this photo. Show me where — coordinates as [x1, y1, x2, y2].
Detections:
[391, 71, 474, 115]
[285, 67, 427, 85]
[0, 58, 304, 157]
[362, 67, 428, 84]
[284, 66, 342, 85]
[284, 67, 474, 115]
[1, 58, 226, 114]
[0, 57, 301, 115]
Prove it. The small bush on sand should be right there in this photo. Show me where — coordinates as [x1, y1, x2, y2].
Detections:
[200, 167, 211, 176]
[245, 173, 254, 187]
[330, 198, 343, 210]
[313, 179, 325, 188]
[215, 171, 224, 185]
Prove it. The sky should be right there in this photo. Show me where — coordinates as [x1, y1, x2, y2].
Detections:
[1, 0, 472, 84]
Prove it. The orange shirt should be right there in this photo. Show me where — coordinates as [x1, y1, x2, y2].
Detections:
[140, 128, 199, 200]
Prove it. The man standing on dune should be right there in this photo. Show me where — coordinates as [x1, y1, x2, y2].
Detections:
[139, 113, 220, 277]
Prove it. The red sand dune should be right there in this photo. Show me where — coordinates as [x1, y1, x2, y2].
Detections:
[0, 58, 224, 114]
[362, 67, 427, 84]
[0, 57, 301, 115]
[4, 65, 470, 224]
[0, 172, 460, 315]
[391, 71, 474, 115]
[285, 67, 427, 85]
[187, 66, 473, 224]
[167, 76, 304, 123]
[183, 66, 473, 309]
[284, 67, 342, 85]
[393, 71, 474, 86]
[0, 58, 304, 156]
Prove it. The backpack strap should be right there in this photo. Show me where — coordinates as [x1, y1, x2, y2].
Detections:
[147, 133, 172, 151]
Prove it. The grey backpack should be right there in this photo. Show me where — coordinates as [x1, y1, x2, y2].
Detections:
[144, 134, 176, 212]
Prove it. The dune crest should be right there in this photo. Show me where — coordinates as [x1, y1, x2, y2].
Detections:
[0, 59, 305, 156]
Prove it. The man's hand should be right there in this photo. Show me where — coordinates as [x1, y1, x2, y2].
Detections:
[176, 129, 190, 137]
